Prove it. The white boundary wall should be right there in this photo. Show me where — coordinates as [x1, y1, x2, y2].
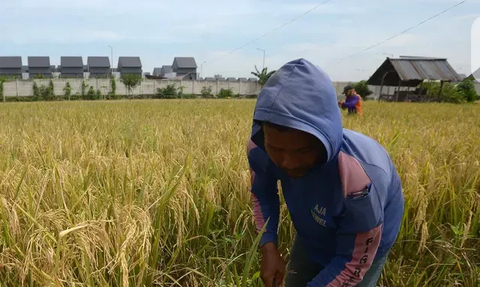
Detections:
[3, 79, 479, 98]
[2, 79, 262, 97]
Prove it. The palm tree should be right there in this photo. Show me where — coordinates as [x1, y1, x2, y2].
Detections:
[251, 65, 276, 87]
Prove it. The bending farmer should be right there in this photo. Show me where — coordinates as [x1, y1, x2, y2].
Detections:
[247, 59, 404, 287]
[338, 85, 363, 116]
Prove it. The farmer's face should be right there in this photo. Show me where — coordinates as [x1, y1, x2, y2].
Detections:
[263, 125, 326, 178]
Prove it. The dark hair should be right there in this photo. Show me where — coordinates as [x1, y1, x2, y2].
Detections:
[262, 121, 291, 132]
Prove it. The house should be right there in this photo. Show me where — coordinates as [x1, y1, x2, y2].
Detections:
[0, 56, 23, 78]
[117, 57, 142, 75]
[87, 56, 111, 77]
[28, 56, 53, 78]
[172, 57, 197, 80]
[161, 65, 173, 76]
[60, 56, 84, 78]
[367, 56, 462, 102]
[152, 68, 162, 77]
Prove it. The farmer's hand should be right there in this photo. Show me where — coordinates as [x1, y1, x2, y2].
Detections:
[261, 242, 285, 287]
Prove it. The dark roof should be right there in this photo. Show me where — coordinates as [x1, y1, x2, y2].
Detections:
[0, 56, 22, 68]
[153, 68, 162, 75]
[161, 65, 173, 74]
[173, 57, 197, 69]
[367, 57, 463, 87]
[88, 56, 110, 68]
[28, 56, 50, 68]
[61, 56, 83, 67]
[238, 77, 248, 82]
[227, 77, 237, 81]
[118, 57, 142, 68]
[399, 55, 446, 60]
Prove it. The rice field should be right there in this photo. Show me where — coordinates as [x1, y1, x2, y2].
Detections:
[0, 100, 478, 287]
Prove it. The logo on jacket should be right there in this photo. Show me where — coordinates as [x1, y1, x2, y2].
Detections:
[311, 205, 327, 227]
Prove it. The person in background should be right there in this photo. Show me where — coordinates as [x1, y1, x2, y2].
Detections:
[247, 59, 404, 287]
[339, 85, 363, 116]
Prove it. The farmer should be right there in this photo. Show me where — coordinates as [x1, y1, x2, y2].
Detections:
[338, 85, 363, 116]
[247, 59, 404, 287]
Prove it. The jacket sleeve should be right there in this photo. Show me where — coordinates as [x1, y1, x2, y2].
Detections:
[306, 223, 383, 287]
[307, 152, 386, 287]
[341, 96, 359, 109]
[247, 139, 280, 247]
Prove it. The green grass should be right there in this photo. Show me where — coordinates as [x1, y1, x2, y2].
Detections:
[0, 100, 478, 286]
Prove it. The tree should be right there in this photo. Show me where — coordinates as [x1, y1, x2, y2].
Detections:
[120, 74, 142, 96]
[353, 80, 373, 100]
[456, 77, 478, 103]
[251, 66, 276, 87]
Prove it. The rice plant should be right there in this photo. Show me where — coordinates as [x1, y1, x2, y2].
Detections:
[0, 100, 478, 286]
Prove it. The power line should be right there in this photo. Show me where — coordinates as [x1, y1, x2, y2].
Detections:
[205, 0, 333, 66]
[335, 0, 466, 64]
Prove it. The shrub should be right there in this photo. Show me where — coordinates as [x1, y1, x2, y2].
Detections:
[33, 82, 39, 99]
[353, 80, 373, 100]
[33, 81, 55, 101]
[156, 84, 178, 99]
[87, 86, 96, 100]
[81, 80, 88, 99]
[96, 89, 102, 100]
[108, 77, 117, 99]
[0, 77, 8, 99]
[201, 86, 213, 98]
[456, 78, 478, 103]
[218, 88, 234, 99]
[420, 81, 464, 104]
[64, 82, 72, 100]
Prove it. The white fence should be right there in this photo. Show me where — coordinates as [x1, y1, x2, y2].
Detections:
[2, 79, 262, 97]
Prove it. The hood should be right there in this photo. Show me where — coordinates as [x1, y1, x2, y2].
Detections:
[251, 58, 343, 164]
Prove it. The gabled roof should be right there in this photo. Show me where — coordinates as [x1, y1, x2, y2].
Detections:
[367, 57, 462, 87]
[0, 56, 22, 68]
[28, 56, 50, 68]
[161, 65, 173, 74]
[88, 56, 110, 68]
[118, 57, 142, 68]
[173, 57, 197, 69]
[153, 68, 162, 75]
[61, 56, 83, 67]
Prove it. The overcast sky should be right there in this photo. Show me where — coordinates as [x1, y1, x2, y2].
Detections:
[1, 0, 478, 81]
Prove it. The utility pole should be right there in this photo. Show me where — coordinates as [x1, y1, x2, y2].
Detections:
[201, 61, 206, 78]
[109, 45, 114, 75]
[257, 48, 265, 70]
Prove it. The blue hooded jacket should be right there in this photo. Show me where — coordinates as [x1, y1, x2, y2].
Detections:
[247, 59, 404, 286]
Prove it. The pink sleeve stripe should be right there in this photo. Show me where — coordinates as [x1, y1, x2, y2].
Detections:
[252, 194, 266, 232]
[247, 139, 265, 232]
[338, 152, 371, 198]
[326, 224, 383, 287]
